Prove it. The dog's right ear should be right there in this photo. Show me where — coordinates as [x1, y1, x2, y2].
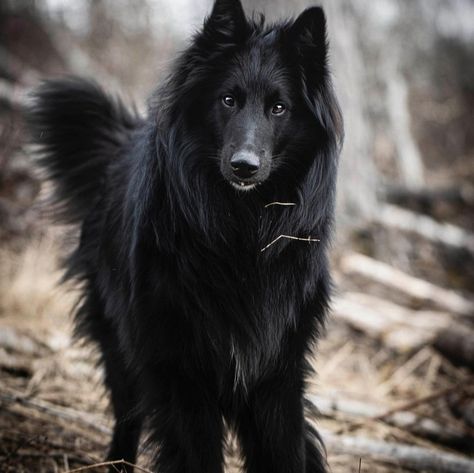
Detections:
[203, 0, 248, 44]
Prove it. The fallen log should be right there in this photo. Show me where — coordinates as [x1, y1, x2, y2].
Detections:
[340, 253, 474, 317]
[374, 204, 474, 253]
[332, 292, 449, 351]
[321, 429, 474, 473]
[384, 184, 474, 207]
[333, 292, 474, 367]
[309, 394, 472, 448]
[0, 389, 110, 435]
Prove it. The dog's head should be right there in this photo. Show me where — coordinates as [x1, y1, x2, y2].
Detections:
[159, 0, 342, 193]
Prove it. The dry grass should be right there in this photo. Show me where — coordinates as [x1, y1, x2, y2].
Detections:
[0, 232, 73, 324]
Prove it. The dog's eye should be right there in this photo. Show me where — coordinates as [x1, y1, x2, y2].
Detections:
[271, 103, 286, 115]
[222, 95, 235, 107]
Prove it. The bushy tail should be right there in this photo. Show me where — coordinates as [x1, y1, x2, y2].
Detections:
[27, 77, 139, 223]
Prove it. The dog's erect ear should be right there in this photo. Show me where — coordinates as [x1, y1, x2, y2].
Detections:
[203, 0, 247, 44]
[289, 8, 341, 138]
[289, 7, 327, 69]
[291, 7, 327, 49]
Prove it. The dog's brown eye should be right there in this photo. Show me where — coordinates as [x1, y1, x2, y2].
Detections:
[222, 95, 235, 107]
[271, 103, 286, 115]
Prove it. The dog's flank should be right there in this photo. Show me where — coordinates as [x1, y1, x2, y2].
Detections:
[27, 1, 342, 472]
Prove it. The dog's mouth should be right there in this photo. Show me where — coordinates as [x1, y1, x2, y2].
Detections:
[230, 180, 258, 191]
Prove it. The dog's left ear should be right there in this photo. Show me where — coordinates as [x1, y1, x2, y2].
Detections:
[290, 8, 343, 142]
[203, 0, 248, 44]
[289, 7, 328, 72]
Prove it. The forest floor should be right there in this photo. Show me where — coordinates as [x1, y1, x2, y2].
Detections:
[1, 228, 473, 473]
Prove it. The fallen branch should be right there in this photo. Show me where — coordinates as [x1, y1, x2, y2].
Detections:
[66, 459, 153, 473]
[321, 429, 474, 473]
[332, 292, 449, 351]
[309, 393, 472, 446]
[385, 184, 474, 207]
[340, 253, 474, 317]
[333, 293, 474, 365]
[374, 204, 474, 253]
[315, 378, 474, 442]
[373, 380, 474, 422]
[0, 389, 111, 435]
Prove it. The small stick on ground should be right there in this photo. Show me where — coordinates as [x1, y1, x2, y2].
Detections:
[66, 459, 153, 473]
[310, 392, 473, 444]
[340, 376, 474, 433]
[374, 378, 474, 423]
[0, 390, 111, 435]
[260, 235, 320, 252]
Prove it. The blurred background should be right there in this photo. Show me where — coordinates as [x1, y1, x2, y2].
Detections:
[0, 1, 473, 472]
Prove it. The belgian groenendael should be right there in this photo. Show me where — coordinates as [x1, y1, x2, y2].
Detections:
[28, 0, 343, 471]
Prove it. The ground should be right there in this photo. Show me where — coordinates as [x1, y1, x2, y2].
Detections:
[1, 231, 473, 473]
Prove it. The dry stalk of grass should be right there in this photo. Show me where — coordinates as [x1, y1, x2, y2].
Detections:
[65, 459, 153, 473]
[260, 234, 320, 252]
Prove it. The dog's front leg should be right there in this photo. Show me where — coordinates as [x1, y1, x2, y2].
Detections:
[235, 371, 325, 473]
[145, 365, 224, 473]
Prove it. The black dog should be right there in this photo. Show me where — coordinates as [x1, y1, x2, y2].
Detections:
[28, 0, 342, 471]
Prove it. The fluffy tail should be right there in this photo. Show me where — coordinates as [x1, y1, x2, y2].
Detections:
[27, 77, 139, 223]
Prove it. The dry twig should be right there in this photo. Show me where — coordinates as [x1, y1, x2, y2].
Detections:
[65, 459, 153, 473]
[260, 235, 319, 252]
[310, 392, 473, 445]
[0, 389, 111, 435]
[335, 377, 474, 434]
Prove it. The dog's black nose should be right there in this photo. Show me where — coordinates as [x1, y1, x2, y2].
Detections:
[230, 152, 260, 179]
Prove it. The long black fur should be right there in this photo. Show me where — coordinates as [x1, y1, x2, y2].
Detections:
[28, 1, 343, 472]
